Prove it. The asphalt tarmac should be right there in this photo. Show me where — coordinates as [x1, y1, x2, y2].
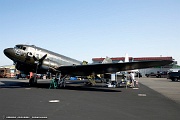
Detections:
[0, 78, 180, 120]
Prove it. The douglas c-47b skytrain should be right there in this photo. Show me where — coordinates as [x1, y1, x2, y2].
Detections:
[4, 44, 173, 87]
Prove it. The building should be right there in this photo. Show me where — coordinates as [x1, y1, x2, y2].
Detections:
[0, 65, 18, 78]
[92, 56, 175, 76]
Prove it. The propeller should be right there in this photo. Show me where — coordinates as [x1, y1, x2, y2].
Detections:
[33, 54, 47, 66]
[29, 54, 48, 86]
[31, 54, 48, 81]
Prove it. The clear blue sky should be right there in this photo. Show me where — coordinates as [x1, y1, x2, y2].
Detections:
[0, 0, 180, 65]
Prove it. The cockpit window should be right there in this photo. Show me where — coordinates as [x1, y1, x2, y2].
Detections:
[23, 47, 26, 50]
[14, 45, 26, 51]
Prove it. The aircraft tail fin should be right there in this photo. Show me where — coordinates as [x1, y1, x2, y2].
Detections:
[124, 53, 129, 62]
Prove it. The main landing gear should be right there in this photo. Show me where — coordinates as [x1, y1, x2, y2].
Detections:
[29, 77, 37, 86]
[28, 72, 38, 87]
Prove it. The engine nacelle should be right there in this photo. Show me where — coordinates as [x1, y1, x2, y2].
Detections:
[15, 62, 36, 73]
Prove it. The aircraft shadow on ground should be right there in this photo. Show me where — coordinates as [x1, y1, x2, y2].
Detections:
[37, 83, 122, 92]
[0, 81, 122, 92]
[0, 81, 29, 88]
[61, 85, 122, 92]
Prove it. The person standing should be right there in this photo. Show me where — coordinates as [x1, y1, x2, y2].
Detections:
[130, 72, 135, 87]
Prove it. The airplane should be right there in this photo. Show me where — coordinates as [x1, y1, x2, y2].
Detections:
[4, 44, 173, 87]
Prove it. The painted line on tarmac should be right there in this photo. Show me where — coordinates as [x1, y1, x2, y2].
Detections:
[49, 100, 60, 103]
[133, 88, 139, 90]
[25, 88, 31, 90]
[138, 94, 147, 96]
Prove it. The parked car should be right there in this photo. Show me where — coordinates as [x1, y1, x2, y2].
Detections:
[156, 71, 168, 78]
[145, 72, 156, 77]
[145, 71, 168, 78]
[167, 71, 180, 81]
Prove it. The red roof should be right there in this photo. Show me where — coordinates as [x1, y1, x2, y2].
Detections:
[133, 57, 173, 61]
[92, 57, 173, 62]
[92, 58, 105, 61]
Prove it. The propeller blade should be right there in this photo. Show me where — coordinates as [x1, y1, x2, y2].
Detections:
[33, 54, 47, 65]
[33, 56, 38, 61]
[40, 54, 47, 62]
[33, 54, 47, 62]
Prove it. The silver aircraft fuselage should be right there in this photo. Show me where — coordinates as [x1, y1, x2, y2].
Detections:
[4, 44, 82, 73]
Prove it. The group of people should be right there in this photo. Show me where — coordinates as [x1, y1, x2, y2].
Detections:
[122, 71, 138, 88]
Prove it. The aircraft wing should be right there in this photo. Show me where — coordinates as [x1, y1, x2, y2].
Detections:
[57, 60, 172, 76]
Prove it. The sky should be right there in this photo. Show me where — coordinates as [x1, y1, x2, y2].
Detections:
[0, 0, 180, 65]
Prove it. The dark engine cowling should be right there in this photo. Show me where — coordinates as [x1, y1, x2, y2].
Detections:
[15, 63, 36, 73]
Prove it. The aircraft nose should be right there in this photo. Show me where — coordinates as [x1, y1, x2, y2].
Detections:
[4, 48, 14, 58]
